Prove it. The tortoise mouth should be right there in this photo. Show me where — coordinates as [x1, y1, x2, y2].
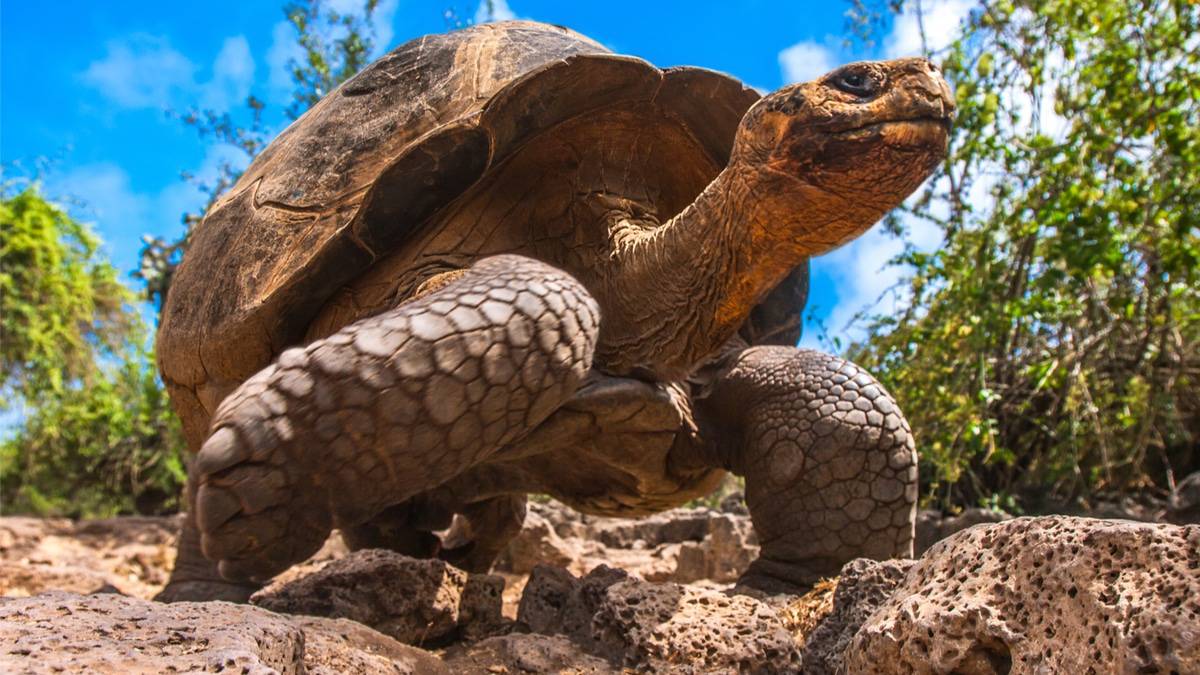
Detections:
[834, 115, 952, 137]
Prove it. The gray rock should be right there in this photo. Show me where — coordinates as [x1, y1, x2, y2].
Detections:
[517, 564, 629, 651]
[589, 508, 714, 547]
[670, 512, 758, 583]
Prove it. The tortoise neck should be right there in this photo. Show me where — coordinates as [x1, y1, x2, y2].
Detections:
[598, 162, 819, 379]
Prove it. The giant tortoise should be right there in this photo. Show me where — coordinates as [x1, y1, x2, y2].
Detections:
[156, 20, 953, 601]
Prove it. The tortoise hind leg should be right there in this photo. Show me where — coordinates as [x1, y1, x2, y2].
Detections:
[189, 255, 598, 583]
[691, 346, 918, 593]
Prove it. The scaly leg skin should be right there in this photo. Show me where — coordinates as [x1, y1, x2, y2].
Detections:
[698, 346, 918, 594]
[191, 255, 599, 584]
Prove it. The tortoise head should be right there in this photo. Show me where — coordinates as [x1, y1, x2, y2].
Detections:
[732, 57, 955, 252]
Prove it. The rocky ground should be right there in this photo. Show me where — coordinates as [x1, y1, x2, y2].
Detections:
[1, 482, 1198, 673]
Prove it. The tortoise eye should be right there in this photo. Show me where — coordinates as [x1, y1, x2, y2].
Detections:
[832, 70, 880, 98]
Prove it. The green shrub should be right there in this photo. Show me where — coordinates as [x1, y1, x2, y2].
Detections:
[849, 0, 1199, 510]
[0, 186, 187, 516]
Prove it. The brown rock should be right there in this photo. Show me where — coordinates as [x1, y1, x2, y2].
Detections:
[459, 573, 510, 641]
[0, 591, 448, 674]
[593, 578, 803, 672]
[672, 512, 759, 583]
[517, 564, 802, 671]
[497, 509, 579, 574]
[443, 634, 619, 674]
[516, 564, 629, 648]
[297, 616, 451, 674]
[845, 516, 1200, 674]
[0, 591, 304, 674]
[252, 548, 507, 646]
[516, 564, 584, 635]
[588, 508, 714, 548]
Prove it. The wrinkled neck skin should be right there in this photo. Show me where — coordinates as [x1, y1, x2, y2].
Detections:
[597, 159, 883, 380]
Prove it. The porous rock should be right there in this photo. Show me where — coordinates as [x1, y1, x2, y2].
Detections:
[517, 564, 629, 647]
[1, 591, 304, 674]
[458, 573, 510, 641]
[443, 634, 619, 674]
[0, 591, 447, 674]
[251, 548, 506, 646]
[845, 516, 1200, 674]
[593, 578, 803, 672]
[798, 558, 914, 674]
[517, 564, 802, 672]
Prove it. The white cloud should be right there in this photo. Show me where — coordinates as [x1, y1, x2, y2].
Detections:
[82, 34, 256, 113]
[884, 0, 975, 58]
[328, 0, 399, 52]
[778, 41, 837, 84]
[804, 205, 944, 349]
[202, 36, 255, 111]
[265, 0, 398, 105]
[475, 0, 518, 24]
[266, 21, 301, 102]
[369, 0, 399, 52]
[56, 163, 152, 238]
[50, 142, 253, 274]
[81, 35, 196, 108]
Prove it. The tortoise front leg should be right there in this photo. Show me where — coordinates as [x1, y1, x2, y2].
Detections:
[694, 346, 918, 594]
[189, 255, 598, 583]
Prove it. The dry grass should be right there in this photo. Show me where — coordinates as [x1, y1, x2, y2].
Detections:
[779, 577, 838, 646]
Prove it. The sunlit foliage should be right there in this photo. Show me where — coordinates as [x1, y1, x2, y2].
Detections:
[849, 0, 1199, 510]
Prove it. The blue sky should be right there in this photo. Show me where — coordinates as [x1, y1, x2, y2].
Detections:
[1, 0, 973, 347]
